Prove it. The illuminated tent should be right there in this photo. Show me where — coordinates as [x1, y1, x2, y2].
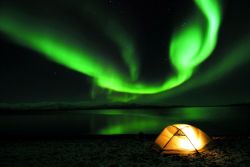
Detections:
[153, 124, 210, 154]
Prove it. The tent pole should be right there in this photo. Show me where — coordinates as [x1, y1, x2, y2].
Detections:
[179, 129, 200, 154]
[160, 127, 180, 153]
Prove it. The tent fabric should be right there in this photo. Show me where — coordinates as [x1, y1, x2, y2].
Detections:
[153, 124, 210, 154]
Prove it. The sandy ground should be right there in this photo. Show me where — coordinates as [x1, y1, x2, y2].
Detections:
[0, 136, 249, 167]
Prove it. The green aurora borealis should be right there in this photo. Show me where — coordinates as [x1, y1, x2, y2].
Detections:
[0, 0, 221, 96]
[0, 0, 250, 106]
[1, 0, 250, 135]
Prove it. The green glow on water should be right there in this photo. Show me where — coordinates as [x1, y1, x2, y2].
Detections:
[97, 108, 212, 135]
[98, 118, 160, 134]
[0, 0, 222, 96]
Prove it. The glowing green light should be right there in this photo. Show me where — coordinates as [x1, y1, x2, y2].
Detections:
[170, 0, 221, 80]
[105, 23, 139, 80]
[0, 0, 222, 95]
[97, 108, 212, 134]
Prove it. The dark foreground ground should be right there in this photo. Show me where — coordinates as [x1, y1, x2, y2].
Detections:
[0, 136, 250, 167]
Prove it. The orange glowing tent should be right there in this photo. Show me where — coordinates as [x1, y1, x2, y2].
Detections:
[153, 124, 211, 154]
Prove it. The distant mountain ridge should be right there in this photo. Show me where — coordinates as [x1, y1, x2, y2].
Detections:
[0, 102, 250, 112]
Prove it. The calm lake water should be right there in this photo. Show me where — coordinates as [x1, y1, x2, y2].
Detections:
[0, 106, 249, 136]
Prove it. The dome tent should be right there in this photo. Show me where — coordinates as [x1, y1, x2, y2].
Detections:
[153, 124, 210, 154]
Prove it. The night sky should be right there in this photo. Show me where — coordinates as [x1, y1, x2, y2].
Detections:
[1, 0, 250, 106]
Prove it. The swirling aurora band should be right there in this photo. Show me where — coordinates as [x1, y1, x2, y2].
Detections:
[0, 0, 222, 94]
